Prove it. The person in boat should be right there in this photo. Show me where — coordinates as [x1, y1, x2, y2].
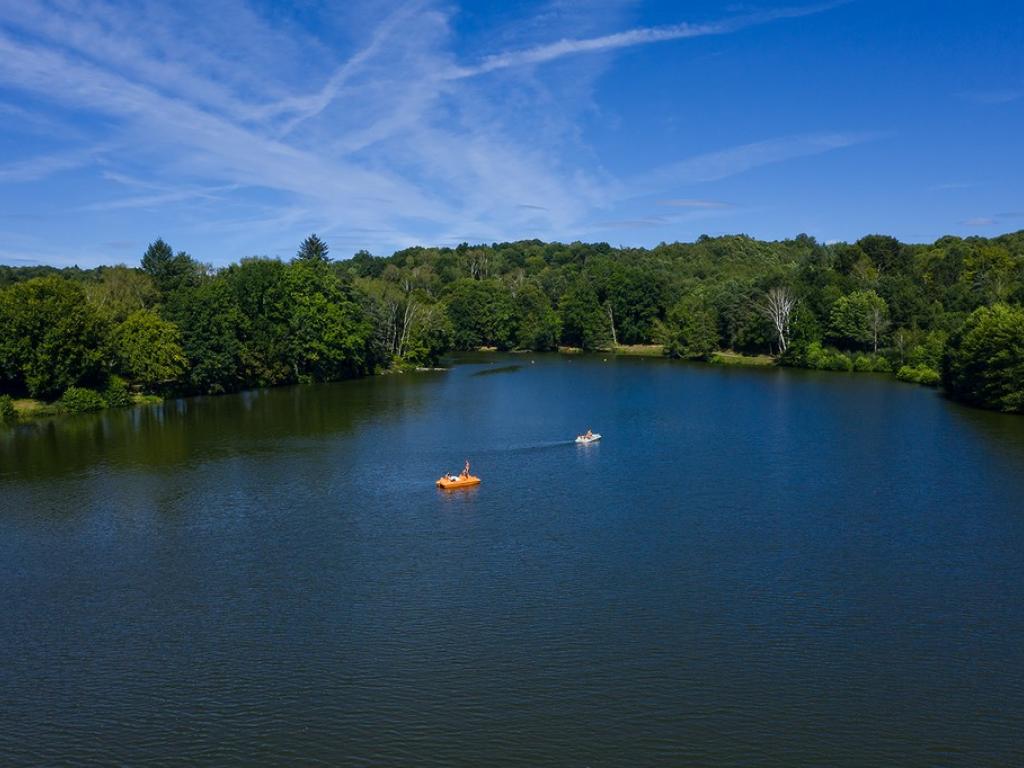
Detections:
[585, 429, 593, 439]
[461, 460, 470, 478]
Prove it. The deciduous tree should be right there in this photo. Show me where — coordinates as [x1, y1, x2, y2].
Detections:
[0, 277, 106, 399]
[112, 309, 187, 391]
[757, 286, 797, 355]
[942, 303, 1024, 412]
[830, 290, 890, 353]
[661, 293, 719, 359]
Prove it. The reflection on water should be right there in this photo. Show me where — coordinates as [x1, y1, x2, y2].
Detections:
[1, 354, 1023, 767]
[0, 375, 437, 481]
[471, 364, 523, 377]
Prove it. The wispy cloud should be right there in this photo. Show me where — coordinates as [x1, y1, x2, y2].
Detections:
[261, 0, 432, 133]
[636, 132, 878, 191]
[81, 184, 240, 212]
[0, 101, 89, 140]
[0, 146, 107, 182]
[0, 14, 454, 234]
[960, 211, 1024, 229]
[444, 2, 848, 79]
[0, 0, 855, 263]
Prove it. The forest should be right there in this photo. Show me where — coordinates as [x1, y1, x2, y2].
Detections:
[1, 230, 1023, 422]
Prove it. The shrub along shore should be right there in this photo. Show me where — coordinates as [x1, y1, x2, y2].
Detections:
[2, 230, 1023, 425]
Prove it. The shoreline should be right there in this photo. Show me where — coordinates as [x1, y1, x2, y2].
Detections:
[0, 348, 985, 430]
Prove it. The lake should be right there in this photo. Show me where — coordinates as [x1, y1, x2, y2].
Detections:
[1, 354, 1023, 766]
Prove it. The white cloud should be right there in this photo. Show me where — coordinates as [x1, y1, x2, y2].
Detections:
[80, 185, 239, 212]
[443, 2, 848, 79]
[636, 132, 879, 191]
[0, 0, 855, 262]
[0, 146, 108, 182]
[261, 0, 435, 133]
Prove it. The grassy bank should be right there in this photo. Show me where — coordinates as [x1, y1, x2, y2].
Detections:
[556, 344, 666, 357]
[13, 399, 60, 419]
[613, 344, 665, 357]
[710, 351, 777, 367]
[4, 393, 163, 425]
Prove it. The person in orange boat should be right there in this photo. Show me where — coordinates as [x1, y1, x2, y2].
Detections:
[461, 459, 471, 478]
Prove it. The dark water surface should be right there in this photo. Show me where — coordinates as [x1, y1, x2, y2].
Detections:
[2, 354, 1023, 766]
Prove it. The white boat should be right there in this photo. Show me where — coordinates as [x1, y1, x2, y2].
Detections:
[575, 432, 601, 444]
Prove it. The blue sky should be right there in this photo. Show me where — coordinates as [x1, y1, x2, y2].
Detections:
[0, 0, 1021, 267]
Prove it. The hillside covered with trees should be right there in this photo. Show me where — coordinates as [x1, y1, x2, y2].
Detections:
[2, 230, 1023, 421]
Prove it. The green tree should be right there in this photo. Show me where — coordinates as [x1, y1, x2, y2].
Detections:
[942, 303, 1024, 412]
[804, 341, 853, 371]
[710, 280, 773, 354]
[402, 304, 453, 366]
[661, 293, 720, 359]
[0, 394, 15, 425]
[829, 290, 890, 352]
[85, 265, 158, 323]
[169, 279, 251, 394]
[514, 282, 560, 350]
[140, 239, 201, 297]
[224, 257, 292, 385]
[296, 234, 330, 264]
[349, 249, 385, 278]
[2, 227, 1023, 414]
[897, 364, 941, 386]
[779, 304, 823, 367]
[58, 386, 107, 414]
[0, 277, 106, 400]
[857, 234, 910, 274]
[590, 261, 666, 344]
[444, 279, 517, 349]
[963, 243, 1015, 303]
[559, 279, 611, 349]
[111, 309, 187, 391]
[103, 375, 133, 407]
[286, 258, 373, 381]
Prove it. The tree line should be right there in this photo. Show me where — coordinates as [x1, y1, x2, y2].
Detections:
[1, 230, 1022, 420]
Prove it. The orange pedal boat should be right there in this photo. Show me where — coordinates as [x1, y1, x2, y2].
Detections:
[437, 460, 481, 490]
